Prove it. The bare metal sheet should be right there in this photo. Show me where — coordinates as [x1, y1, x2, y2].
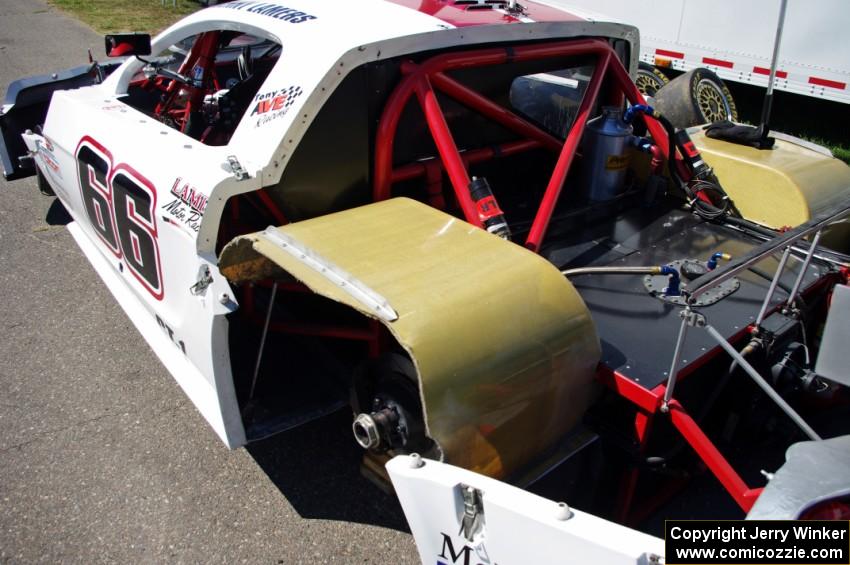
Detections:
[816, 284, 850, 386]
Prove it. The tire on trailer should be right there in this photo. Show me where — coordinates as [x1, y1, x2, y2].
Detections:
[653, 67, 739, 129]
[635, 62, 669, 99]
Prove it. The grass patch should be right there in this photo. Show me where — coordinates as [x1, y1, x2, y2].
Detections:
[825, 143, 850, 165]
[47, 0, 200, 34]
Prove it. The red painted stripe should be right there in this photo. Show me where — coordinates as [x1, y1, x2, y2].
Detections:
[384, 0, 582, 28]
[655, 48, 684, 59]
[702, 57, 734, 69]
[753, 66, 788, 79]
[809, 76, 846, 90]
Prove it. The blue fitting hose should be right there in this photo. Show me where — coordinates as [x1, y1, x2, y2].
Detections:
[623, 104, 654, 124]
[706, 252, 729, 270]
[629, 135, 654, 153]
[660, 264, 681, 296]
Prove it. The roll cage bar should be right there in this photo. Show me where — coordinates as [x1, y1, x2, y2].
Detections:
[371, 37, 683, 251]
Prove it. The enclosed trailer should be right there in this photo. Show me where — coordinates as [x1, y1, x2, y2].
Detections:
[546, 0, 850, 104]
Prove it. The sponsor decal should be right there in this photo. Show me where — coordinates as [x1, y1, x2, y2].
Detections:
[221, 1, 317, 24]
[250, 86, 303, 127]
[35, 136, 62, 180]
[156, 314, 186, 355]
[161, 178, 205, 235]
[604, 153, 630, 171]
[437, 533, 491, 565]
[170, 177, 207, 214]
[162, 199, 202, 234]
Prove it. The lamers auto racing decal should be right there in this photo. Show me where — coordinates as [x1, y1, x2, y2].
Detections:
[221, 1, 317, 24]
[250, 86, 303, 127]
[162, 177, 206, 235]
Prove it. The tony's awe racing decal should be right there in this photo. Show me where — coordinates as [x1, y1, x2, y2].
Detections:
[220, 1, 317, 24]
[251, 86, 303, 127]
[76, 136, 164, 300]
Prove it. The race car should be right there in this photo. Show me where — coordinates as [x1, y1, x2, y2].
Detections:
[2, 0, 850, 562]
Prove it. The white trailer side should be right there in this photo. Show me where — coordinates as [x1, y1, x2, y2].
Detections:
[544, 0, 850, 104]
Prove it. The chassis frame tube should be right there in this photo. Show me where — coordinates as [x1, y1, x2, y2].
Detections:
[686, 195, 850, 302]
[705, 324, 821, 441]
[667, 399, 763, 511]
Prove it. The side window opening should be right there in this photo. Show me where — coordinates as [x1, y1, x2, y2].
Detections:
[509, 65, 594, 139]
[120, 31, 281, 146]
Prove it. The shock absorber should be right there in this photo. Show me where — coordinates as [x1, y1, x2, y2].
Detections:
[468, 176, 511, 240]
[674, 128, 717, 182]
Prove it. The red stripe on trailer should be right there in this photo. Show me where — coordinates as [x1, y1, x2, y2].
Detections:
[809, 76, 846, 90]
[655, 48, 684, 59]
[753, 66, 788, 79]
[702, 57, 734, 69]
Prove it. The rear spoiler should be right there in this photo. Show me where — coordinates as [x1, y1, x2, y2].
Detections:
[0, 62, 116, 180]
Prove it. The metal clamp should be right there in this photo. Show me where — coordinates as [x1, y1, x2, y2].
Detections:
[458, 485, 484, 541]
[261, 227, 399, 322]
[681, 309, 706, 328]
[226, 155, 249, 181]
[190, 265, 213, 295]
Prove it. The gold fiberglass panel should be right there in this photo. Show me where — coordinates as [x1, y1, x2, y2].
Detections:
[220, 197, 601, 479]
[692, 130, 850, 252]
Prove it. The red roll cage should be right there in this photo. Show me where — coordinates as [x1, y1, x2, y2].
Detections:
[371, 37, 684, 252]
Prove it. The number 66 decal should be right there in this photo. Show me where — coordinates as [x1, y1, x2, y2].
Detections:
[76, 136, 164, 300]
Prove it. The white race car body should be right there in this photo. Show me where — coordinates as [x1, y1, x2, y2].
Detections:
[387, 454, 665, 565]
[13, 0, 636, 448]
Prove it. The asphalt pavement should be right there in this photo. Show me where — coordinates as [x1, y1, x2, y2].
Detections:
[0, 1, 418, 562]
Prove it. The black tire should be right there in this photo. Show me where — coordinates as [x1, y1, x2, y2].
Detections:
[635, 62, 669, 98]
[653, 67, 739, 129]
